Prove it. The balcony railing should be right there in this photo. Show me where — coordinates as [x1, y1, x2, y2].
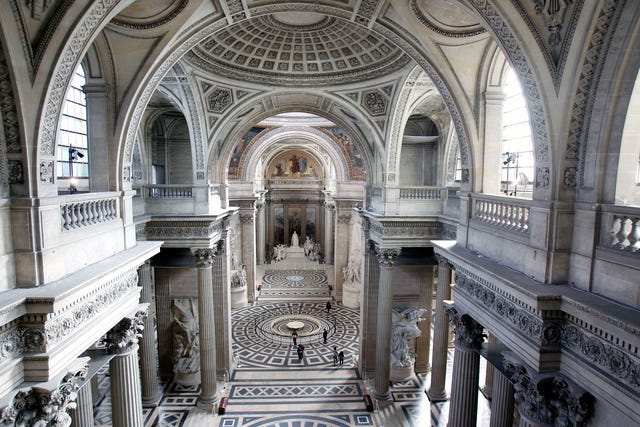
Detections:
[399, 186, 443, 200]
[146, 185, 193, 199]
[60, 194, 119, 231]
[602, 204, 640, 253]
[471, 193, 530, 234]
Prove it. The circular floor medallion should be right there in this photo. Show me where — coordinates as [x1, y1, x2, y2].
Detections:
[286, 275, 304, 281]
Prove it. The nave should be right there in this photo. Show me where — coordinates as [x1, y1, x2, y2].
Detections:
[92, 259, 490, 426]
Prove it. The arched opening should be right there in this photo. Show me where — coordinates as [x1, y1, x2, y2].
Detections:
[615, 68, 640, 206]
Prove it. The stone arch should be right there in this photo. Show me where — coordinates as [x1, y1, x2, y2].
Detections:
[119, 3, 475, 194]
[460, 0, 554, 199]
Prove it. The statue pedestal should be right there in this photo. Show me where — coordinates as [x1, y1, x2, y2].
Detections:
[342, 281, 360, 309]
[231, 286, 248, 309]
[175, 371, 201, 386]
[285, 246, 305, 258]
[390, 364, 414, 382]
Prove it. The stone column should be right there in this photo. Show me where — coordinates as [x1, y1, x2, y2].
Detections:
[105, 308, 148, 427]
[446, 304, 484, 427]
[481, 333, 497, 400]
[489, 370, 514, 427]
[70, 381, 93, 427]
[154, 268, 172, 380]
[193, 248, 219, 411]
[137, 260, 160, 405]
[414, 265, 434, 373]
[256, 202, 265, 265]
[426, 255, 452, 401]
[324, 203, 335, 264]
[239, 208, 256, 304]
[213, 234, 233, 380]
[358, 220, 379, 376]
[372, 246, 401, 401]
[334, 204, 352, 302]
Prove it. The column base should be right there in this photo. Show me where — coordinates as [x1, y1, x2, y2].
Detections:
[197, 394, 220, 412]
[426, 388, 449, 402]
[414, 363, 431, 374]
[372, 390, 392, 401]
[142, 392, 162, 407]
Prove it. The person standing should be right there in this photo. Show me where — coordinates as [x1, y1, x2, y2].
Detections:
[333, 346, 338, 366]
[326, 301, 332, 313]
[297, 344, 305, 362]
[323, 328, 328, 344]
[292, 331, 298, 347]
[338, 350, 344, 365]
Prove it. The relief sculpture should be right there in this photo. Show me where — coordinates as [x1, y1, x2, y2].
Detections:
[171, 298, 200, 385]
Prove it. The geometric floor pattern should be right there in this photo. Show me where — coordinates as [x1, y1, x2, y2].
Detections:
[92, 265, 492, 426]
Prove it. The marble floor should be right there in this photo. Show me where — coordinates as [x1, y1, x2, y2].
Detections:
[93, 260, 491, 426]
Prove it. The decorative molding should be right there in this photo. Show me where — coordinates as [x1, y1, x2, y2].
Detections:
[103, 308, 147, 354]
[337, 214, 351, 224]
[361, 89, 388, 116]
[0, 43, 21, 154]
[207, 87, 233, 114]
[563, 166, 578, 188]
[146, 220, 223, 240]
[410, 0, 486, 38]
[369, 220, 443, 239]
[110, 0, 189, 30]
[536, 167, 550, 188]
[7, 160, 22, 184]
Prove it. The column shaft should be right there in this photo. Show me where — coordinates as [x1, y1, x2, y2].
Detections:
[324, 205, 334, 264]
[372, 247, 400, 401]
[195, 250, 219, 410]
[448, 348, 481, 427]
[110, 348, 144, 427]
[213, 238, 233, 379]
[359, 239, 379, 376]
[427, 260, 452, 401]
[481, 334, 498, 400]
[489, 370, 515, 427]
[256, 204, 265, 265]
[70, 381, 94, 427]
[414, 266, 434, 373]
[138, 261, 160, 404]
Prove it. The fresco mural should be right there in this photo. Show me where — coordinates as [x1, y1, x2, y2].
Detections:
[320, 127, 365, 180]
[268, 151, 320, 178]
[227, 127, 267, 179]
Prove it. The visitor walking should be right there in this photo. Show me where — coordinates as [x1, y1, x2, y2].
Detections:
[323, 328, 328, 344]
[326, 301, 332, 313]
[333, 346, 338, 366]
[338, 350, 344, 365]
[292, 331, 298, 347]
[297, 344, 305, 362]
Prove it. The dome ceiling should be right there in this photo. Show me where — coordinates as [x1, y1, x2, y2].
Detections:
[184, 12, 412, 86]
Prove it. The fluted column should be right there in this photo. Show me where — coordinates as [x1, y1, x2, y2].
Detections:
[414, 265, 434, 373]
[137, 260, 160, 405]
[358, 218, 379, 375]
[489, 370, 514, 427]
[324, 203, 335, 264]
[372, 246, 401, 401]
[105, 308, 148, 427]
[427, 255, 452, 401]
[193, 248, 219, 411]
[256, 202, 266, 265]
[239, 208, 256, 304]
[481, 333, 497, 400]
[70, 381, 93, 427]
[213, 233, 233, 379]
[446, 304, 484, 427]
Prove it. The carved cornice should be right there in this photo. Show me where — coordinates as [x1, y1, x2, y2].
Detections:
[368, 219, 443, 239]
[102, 307, 147, 354]
[146, 220, 223, 239]
[444, 303, 484, 351]
[504, 358, 594, 426]
[110, 0, 189, 30]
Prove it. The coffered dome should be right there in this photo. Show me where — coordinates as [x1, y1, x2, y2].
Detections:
[184, 13, 412, 86]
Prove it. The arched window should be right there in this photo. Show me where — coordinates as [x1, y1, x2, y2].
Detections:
[501, 67, 534, 197]
[57, 63, 88, 191]
[615, 68, 640, 205]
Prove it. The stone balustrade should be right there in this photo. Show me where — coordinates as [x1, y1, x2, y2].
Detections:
[603, 204, 640, 252]
[146, 185, 193, 199]
[398, 186, 443, 200]
[60, 193, 119, 231]
[471, 193, 530, 234]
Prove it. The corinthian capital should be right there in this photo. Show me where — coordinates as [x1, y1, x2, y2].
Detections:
[444, 303, 484, 351]
[193, 248, 216, 266]
[103, 307, 148, 354]
[375, 246, 401, 266]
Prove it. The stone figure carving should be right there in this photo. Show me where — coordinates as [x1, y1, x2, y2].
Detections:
[274, 244, 287, 262]
[231, 264, 247, 288]
[291, 231, 299, 247]
[391, 307, 426, 368]
[171, 299, 200, 382]
[303, 236, 314, 256]
[343, 256, 361, 285]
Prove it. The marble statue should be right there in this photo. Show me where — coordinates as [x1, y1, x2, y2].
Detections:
[231, 264, 248, 288]
[391, 307, 426, 368]
[171, 299, 200, 384]
[343, 258, 361, 284]
[303, 236, 314, 256]
[291, 231, 299, 247]
[274, 244, 287, 262]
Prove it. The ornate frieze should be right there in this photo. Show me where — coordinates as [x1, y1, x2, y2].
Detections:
[43, 270, 139, 347]
[504, 358, 594, 426]
[146, 220, 223, 240]
[369, 220, 443, 239]
[444, 304, 484, 351]
[103, 308, 147, 354]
